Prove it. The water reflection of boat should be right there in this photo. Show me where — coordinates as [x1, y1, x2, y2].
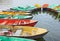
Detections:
[0, 19, 37, 26]
[43, 8, 60, 20]
[0, 26, 48, 39]
[30, 7, 60, 21]
[43, 8, 60, 21]
[0, 36, 35, 41]
[34, 37, 45, 41]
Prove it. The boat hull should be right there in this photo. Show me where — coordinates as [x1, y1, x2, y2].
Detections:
[0, 11, 31, 16]
[12, 15, 33, 19]
[0, 36, 35, 41]
[19, 21, 37, 26]
[0, 19, 37, 26]
[7, 31, 48, 39]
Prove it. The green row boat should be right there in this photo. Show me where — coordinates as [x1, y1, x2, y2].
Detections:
[12, 15, 33, 19]
[10, 6, 36, 11]
[0, 14, 10, 19]
[0, 36, 35, 41]
[48, 4, 59, 9]
[0, 14, 33, 19]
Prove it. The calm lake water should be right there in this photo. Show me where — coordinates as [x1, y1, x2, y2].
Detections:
[32, 12, 60, 41]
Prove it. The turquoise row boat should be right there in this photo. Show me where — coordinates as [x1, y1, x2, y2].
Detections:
[0, 36, 35, 41]
[0, 14, 33, 19]
[48, 4, 59, 9]
[12, 15, 33, 19]
[0, 14, 10, 19]
[10, 6, 36, 11]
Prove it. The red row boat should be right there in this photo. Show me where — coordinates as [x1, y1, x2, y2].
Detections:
[0, 19, 38, 26]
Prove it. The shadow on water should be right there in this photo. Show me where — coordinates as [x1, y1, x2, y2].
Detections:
[31, 8, 60, 21]
[30, 8, 60, 41]
[34, 37, 45, 41]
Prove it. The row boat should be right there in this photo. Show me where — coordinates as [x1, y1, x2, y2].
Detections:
[0, 14, 33, 19]
[12, 15, 33, 19]
[0, 11, 31, 15]
[10, 6, 36, 11]
[0, 14, 10, 19]
[0, 19, 37, 26]
[0, 26, 48, 39]
[0, 36, 35, 41]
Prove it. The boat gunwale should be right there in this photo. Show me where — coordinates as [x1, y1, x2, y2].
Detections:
[2, 31, 48, 39]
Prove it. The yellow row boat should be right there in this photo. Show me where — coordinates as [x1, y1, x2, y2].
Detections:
[0, 26, 48, 39]
[0, 11, 31, 16]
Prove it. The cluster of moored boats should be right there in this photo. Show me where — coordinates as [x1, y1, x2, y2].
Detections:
[0, 4, 60, 41]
